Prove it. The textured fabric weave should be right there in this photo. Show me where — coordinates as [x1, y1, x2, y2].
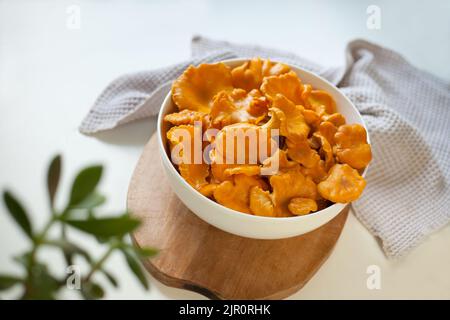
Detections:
[80, 37, 450, 258]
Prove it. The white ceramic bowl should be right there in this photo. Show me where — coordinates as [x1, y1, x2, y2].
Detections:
[157, 59, 369, 239]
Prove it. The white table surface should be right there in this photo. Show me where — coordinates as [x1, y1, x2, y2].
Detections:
[1, 0, 449, 300]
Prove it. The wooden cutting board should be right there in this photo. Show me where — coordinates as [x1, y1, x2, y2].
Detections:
[127, 134, 349, 300]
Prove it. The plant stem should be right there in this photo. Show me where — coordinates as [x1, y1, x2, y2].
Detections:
[84, 245, 116, 282]
[31, 216, 57, 252]
[22, 215, 59, 298]
[39, 218, 56, 241]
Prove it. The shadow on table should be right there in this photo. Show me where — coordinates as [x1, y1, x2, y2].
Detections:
[90, 117, 157, 146]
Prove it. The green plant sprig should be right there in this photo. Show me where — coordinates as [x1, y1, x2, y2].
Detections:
[0, 155, 157, 299]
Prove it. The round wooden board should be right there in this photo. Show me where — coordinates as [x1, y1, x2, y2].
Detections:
[127, 134, 349, 300]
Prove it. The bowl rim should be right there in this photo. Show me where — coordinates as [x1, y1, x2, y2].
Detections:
[157, 58, 369, 222]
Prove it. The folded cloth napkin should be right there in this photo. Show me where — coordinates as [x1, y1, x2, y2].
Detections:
[80, 36, 450, 258]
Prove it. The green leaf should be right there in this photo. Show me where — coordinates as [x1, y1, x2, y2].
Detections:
[47, 155, 61, 208]
[61, 193, 106, 222]
[3, 191, 33, 238]
[70, 192, 106, 210]
[69, 165, 103, 206]
[94, 235, 110, 244]
[121, 250, 148, 290]
[0, 275, 22, 291]
[81, 282, 104, 300]
[100, 269, 118, 288]
[22, 263, 61, 300]
[44, 239, 92, 263]
[64, 214, 140, 238]
[133, 246, 158, 258]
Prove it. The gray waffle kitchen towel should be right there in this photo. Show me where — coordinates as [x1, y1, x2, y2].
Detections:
[80, 36, 450, 258]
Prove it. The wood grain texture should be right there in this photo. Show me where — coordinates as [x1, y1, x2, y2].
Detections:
[127, 134, 349, 300]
